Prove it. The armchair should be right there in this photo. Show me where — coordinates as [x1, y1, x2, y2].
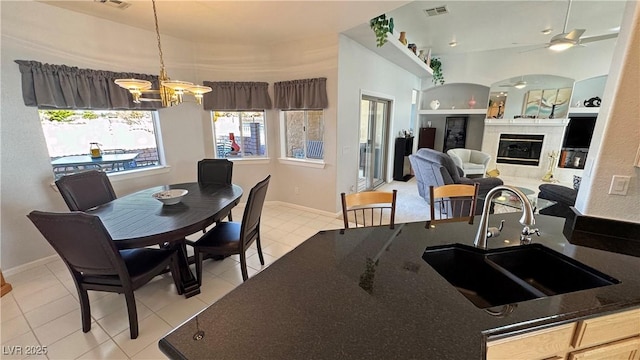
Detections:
[409, 148, 503, 213]
[446, 148, 491, 177]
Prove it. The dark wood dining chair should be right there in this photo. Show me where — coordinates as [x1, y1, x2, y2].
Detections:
[191, 175, 270, 284]
[198, 159, 234, 223]
[341, 190, 397, 229]
[27, 211, 181, 339]
[55, 170, 117, 211]
[427, 183, 479, 228]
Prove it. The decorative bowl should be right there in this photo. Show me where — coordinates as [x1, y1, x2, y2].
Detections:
[152, 189, 188, 205]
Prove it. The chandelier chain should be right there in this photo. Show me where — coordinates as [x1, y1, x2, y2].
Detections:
[152, 0, 165, 72]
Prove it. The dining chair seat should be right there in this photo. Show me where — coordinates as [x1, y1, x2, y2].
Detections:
[27, 211, 181, 339]
[191, 175, 270, 284]
[195, 222, 243, 251]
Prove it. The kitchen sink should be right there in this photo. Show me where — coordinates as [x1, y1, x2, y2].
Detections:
[422, 243, 619, 309]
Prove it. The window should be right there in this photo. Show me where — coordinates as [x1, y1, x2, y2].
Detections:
[283, 110, 324, 160]
[39, 110, 163, 178]
[212, 111, 267, 158]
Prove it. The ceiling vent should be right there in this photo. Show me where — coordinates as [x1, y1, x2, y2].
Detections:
[94, 0, 132, 10]
[424, 6, 448, 17]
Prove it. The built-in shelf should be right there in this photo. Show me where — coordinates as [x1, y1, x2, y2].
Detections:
[343, 24, 433, 78]
[419, 109, 487, 115]
[569, 107, 600, 115]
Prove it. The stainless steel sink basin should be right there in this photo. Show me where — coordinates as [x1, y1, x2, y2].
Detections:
[422, 243, 619, 309]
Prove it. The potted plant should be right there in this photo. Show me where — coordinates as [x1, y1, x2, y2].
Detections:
[369, 14, 394, 47]
[430, 57, 445, 85]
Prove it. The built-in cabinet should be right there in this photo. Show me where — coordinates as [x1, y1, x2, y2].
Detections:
[486, 307, 640, 360]
[418, 127, 436, 149]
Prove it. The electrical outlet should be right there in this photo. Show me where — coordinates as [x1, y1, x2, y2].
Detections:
[294, 186, 300, 195]
[608, 175, 630, 195]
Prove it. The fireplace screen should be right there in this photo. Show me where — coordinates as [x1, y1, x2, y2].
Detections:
[497, 134, 544, 166]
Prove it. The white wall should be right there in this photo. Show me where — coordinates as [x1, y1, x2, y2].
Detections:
[574, 1, 640, 223]
[337, 35, 422, 205]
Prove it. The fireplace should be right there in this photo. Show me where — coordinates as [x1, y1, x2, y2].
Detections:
[497, 134, 544, 166]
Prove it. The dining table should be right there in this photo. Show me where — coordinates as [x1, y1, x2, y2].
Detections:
[51, 153, 140, 172]
[86, 182, 243, 298]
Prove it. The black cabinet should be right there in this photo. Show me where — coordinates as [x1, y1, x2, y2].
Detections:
[418, 127, 436, 149]
[393, 137, 414, 181]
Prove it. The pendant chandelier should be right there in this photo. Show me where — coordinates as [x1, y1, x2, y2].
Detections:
[115, 0, 211, 107]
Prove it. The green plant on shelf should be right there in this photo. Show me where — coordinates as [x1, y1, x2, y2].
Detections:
[430, 57, 445, 85]
[369, 14, 394, 47]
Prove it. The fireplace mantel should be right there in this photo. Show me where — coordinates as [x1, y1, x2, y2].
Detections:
[484, 118, 570, 127]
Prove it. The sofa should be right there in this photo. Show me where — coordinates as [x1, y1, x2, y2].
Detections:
[409, 148, 504, 213]
[446, 148, 491, 177]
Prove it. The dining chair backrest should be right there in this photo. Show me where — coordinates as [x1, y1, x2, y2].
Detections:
[197, 159, 233, 185]
[55, 170, 117, 211]
[427, 183, 479, 228]
[240, 175, 271, 249]
[27, 211, 126, 278]
[341, 190, 397, 229]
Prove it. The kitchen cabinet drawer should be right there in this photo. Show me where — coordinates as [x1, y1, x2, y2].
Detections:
[573, 309, 640, 349]
[487, 323, 575, 360]
[568, 336, 640, 360]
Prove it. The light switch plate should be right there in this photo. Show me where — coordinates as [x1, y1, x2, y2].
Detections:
[609, 175, 631, 195]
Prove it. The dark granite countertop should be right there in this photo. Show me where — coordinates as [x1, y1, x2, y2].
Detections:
[159, 213, 640, 359]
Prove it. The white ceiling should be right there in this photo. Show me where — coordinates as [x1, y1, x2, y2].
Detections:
[40, 0, 628, 56]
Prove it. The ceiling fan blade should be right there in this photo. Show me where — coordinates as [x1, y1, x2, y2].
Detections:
[580, 32, 619, 44]
[565, 29, 586, 41]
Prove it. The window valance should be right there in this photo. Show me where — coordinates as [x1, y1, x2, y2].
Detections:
[202, 81, 272, 110]
[274, 77, 328, 109]
[15, 60, 159, 110]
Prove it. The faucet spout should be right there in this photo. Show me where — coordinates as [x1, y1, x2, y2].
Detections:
[473, 185, 536, 249]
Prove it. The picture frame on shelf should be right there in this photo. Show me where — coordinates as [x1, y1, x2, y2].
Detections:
[522, 89, 542, 117]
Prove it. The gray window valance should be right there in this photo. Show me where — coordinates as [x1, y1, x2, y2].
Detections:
[274, 77, 328, 109]
[202, 81, 272, 111]
[15, 60, 160, 110]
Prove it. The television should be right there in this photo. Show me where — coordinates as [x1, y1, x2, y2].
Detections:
[563, 117, 597, 149]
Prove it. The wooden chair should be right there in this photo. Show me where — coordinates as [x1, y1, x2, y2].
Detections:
[427, 183, 479, 228]
[191, 175, 270, 283]
[27, 211, 181, 339]
[198, 159, 234, 222]
[341, 190, 397, 229]
[55, 170, 116, 211]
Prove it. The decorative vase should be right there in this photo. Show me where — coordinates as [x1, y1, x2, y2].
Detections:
[418, 50, 426, 61]
[398, 32, 407, 45]
[468, 96, 477, 109]
[408, 43, 417, 54]
[429, 100, 440, 110]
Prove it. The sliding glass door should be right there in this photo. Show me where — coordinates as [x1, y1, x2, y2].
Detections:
[358, 96, 390, 191]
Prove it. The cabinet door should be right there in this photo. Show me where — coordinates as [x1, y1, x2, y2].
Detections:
[568, 336, 640, 360]
[573, 308, 640, 349]
[486, 323, 575, 360]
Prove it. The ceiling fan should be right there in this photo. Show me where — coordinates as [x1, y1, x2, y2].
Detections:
[546, 0, 619, 51]
[499, 76, 527, 89]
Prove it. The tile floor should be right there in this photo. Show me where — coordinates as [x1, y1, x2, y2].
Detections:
[1, 203, 346, 360]
[1, 176, 549, 359]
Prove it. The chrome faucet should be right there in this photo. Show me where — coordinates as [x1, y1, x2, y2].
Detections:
[473, 185, 539, 249]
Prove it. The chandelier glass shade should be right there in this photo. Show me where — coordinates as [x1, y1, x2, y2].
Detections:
[114, 0, 211, 107]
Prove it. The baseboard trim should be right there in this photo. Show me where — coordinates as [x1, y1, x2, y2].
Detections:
[4, 254, 59, 277]
[265, 201, 340, 218]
